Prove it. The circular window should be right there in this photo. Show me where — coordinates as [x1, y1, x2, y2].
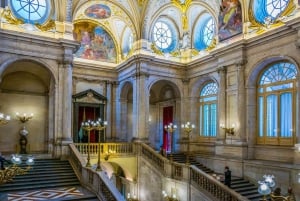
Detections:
[153, 21, 173, 51]
[10, 0, 51, 24]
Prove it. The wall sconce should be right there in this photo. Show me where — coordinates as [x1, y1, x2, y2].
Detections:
[16, 112, 34, 123]
[0, 113, 10, 125]
[127, 193, 138, 201]
[162, 190, 179, 201]
[220, 123, 235, 136]
[0, 154, 34, 184]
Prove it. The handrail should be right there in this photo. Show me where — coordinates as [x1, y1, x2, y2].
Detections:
[74, 143, 135, 156]
[139, 142, 167, 174]
[190, 166, 250, 201]
[69, 144, 125, 201]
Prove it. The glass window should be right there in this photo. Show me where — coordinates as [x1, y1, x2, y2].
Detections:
[9, 0, 51, 24]
[193, 14, 216, 51]
[252, 0, 290, 24]
[199, 82, 218, 137]
[257, 61, 297, 145]
[152, 20, 177, 53]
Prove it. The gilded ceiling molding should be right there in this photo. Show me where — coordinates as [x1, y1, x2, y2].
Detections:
[205, 38, 216, 51]
[35, 20, 56, 32]
[150, 43, 163, 56]
[2, 7, 24, 25]
[171, 0, 192, 31]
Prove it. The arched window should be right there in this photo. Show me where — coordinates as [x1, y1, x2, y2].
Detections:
[152, 20, 177, 53]
[9, 0, 51, 24]
[193, 13, 216, 51]
[252, 0, 290, 24]
[257, 61, 297, 145]
[199, 82, 218, 138]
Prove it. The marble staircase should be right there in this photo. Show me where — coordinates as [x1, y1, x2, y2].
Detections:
[168, 153, 262, 201]
[0, 158, 99, 201]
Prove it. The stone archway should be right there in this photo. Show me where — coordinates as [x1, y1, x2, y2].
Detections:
[148, 79, 181, 151]
[119, 81, 133, 141]
[0, 60, 54, 154]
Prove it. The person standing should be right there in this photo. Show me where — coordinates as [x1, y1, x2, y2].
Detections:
[0, 152, 6, 170]
[224, 166, 231, 188]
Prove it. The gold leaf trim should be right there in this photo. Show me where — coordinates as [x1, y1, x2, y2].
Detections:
[35, 19, 55, 32]
[151, 43, 163, 56]
[205, 38, 216, 51]
[2, 8, 24, 25]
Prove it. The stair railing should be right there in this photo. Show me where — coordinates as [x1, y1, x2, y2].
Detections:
[139, 143, 250, 201]
[69, 144, 125, 201]
[190, 166, 250, 201]
[74, 142, 136, 157]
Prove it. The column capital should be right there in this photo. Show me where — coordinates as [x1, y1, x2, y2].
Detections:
[182, 78, 190, 84]
[235, 59, 247, 68]
[217, 66, 227, 73]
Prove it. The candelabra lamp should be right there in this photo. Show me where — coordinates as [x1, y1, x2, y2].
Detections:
[181, 122, 195, 164]
[0, 154, 34, 184]
[81, 120, 95, 167]
[127, 193, 138, 201]
[257, 175, 275, 201]
[162, 191, 179, 201]
[93, 118, 108, 171]
[16, 112, 34, 154]
[16, 112, 34, 123]
[0, 113, 10, 125]
[220, 123, 235, 143]
[164, 123, 177, 159]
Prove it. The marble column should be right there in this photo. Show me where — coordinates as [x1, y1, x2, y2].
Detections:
[111, 81, 119, 140]
[217, 66, 226, 142]
[246, 86, 256, 159]
[132, 72, 149, 141]
[61, 62, 73, 143]
[105, 81, 112, 140]
[236, 60, 247, 143]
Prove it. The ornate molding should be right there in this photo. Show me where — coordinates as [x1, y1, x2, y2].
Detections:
[35, 19, 55, 32]
[2, 8, 24, 25]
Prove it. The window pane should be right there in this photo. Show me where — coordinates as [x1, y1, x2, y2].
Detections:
[260, 62, 297, 85]
[152, 21, 173, 51]
[202, 104, 209, 136]
[258, 96, 264, 137]
[210, 104, 217, 137]
[266, 83, 293, 92]
[266, 95, 277, 137]
[280, 92, 292, 137]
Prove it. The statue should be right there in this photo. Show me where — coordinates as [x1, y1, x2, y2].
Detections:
[19, 126, 29, 154]
[180, 31, 191, 50]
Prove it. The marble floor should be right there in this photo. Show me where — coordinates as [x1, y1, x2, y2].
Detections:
[0, 186, 94, 201]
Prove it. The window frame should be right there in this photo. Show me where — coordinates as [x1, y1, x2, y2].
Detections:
[199, 82, 218, 141]
[257, 62, 297, 146]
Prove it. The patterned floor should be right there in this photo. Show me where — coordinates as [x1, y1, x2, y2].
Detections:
[5, 187, 85, 201]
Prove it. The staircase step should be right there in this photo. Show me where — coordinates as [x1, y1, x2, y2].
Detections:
[0, 158, 98, 200]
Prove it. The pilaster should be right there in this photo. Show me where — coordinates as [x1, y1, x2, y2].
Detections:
[217, 66, 226, 142]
